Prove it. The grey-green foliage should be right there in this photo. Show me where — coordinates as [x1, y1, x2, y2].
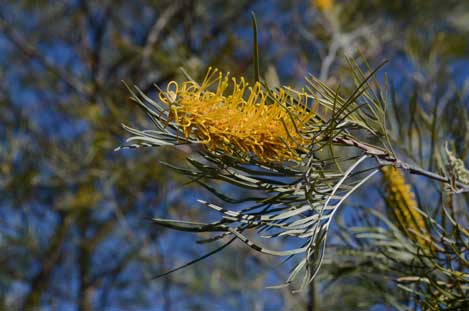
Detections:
[119, 58, 396, 290]
[119, 2, 469, 306]
[329, 63, 469, 310]
[3, 0, 469, 310]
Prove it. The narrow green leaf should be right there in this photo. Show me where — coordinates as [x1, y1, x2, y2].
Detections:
[251, 12, 260, 83]
[152, 237, 236, 279]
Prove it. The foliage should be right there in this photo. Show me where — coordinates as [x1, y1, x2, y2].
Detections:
[1, 0, 469, 310]
[119, 42, 468, 310]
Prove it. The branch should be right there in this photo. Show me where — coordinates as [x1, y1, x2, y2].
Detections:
[332, 136, 469, 192]
[141, 3, 181, 68]
[332, 136, 390, 158]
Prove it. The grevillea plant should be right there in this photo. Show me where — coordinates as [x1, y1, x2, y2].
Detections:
[117, 20, 468, 301]
[117, 58, 390, 287]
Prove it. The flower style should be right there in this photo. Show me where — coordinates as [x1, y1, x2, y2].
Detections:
[158, 68, 317, 163]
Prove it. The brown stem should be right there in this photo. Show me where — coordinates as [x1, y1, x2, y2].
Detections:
[307, 278, 319, 311]
[332, 136, 469, 191]
[332, 136, 391, 158]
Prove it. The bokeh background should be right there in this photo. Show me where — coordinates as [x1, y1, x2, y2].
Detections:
[1, 0, 468, 310]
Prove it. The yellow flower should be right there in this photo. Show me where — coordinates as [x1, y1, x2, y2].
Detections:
[381, 166, 432, 252]
[158, 68, 317, 163]
[313, 0, 333, 12]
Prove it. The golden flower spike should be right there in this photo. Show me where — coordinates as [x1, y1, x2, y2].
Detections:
[313, 0, 333, 12]
[381, 166, 433, 254]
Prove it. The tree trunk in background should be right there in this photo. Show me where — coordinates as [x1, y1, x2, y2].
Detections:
[22, 215, 70, 310]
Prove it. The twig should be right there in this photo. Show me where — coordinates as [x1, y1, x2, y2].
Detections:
[141, 4, 180, 69]
[332, 136, 390, 158]
[332, 136, 469, 192]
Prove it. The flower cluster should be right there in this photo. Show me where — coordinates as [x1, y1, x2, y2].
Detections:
[314, 0, 333, 12]
[381, 166, 431, 252]
[158, 68, 317, 163]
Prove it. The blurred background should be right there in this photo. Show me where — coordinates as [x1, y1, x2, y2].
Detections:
[0, 0, 468, 310]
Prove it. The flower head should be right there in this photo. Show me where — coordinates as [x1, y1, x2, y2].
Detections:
[158, 68, 317, 163]
[381, 166, 432, 252]
[313, 0, 333, 12]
